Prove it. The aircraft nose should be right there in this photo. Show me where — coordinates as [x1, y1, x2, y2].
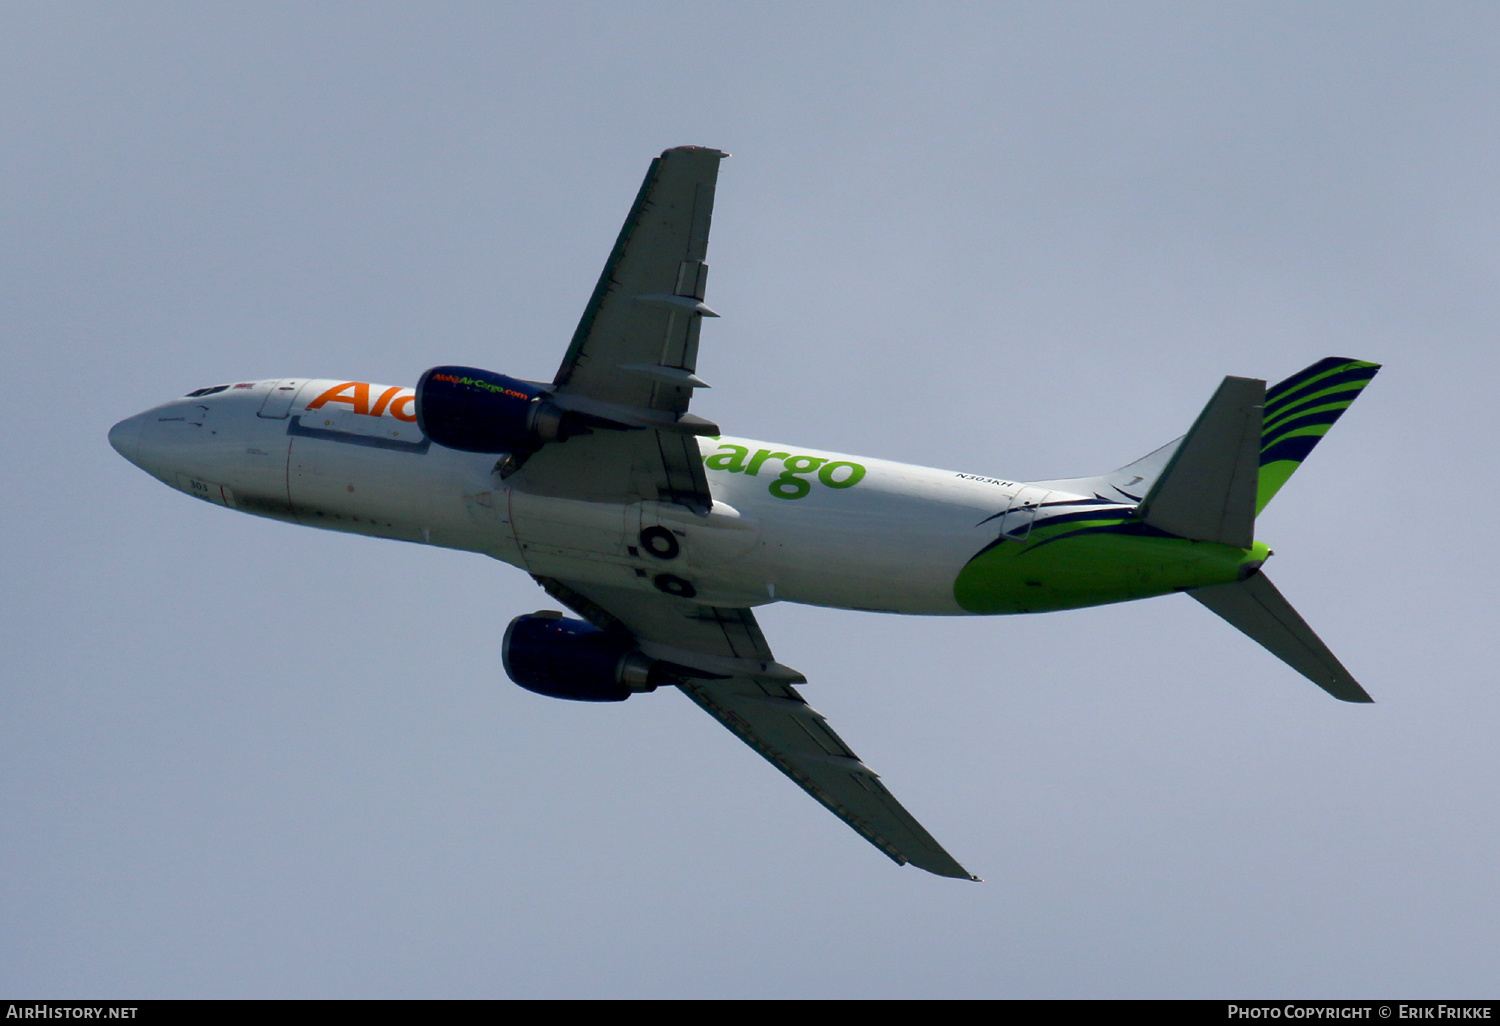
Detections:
[108, 412, 145, 466]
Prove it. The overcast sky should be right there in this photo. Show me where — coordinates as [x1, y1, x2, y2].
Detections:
[4, 2, 1498, 998]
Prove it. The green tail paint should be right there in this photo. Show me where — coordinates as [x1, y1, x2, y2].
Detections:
[953, 517, 1270, 615]
[1256, 357, 1380, 514]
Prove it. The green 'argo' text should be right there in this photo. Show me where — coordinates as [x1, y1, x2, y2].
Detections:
[703, 444, 866, 500]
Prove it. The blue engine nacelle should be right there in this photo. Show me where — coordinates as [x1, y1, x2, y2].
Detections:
[502, 612, 659, 702]
[415, 365, 578, 454]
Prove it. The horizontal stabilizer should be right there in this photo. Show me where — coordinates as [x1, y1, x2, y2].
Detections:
[1137, 376, 1265, 548]
[1188, 572, 1372, 703]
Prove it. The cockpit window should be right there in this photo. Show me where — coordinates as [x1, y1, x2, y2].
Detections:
[184, 385, 230, 397]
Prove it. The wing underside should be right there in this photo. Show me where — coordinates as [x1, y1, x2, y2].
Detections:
[676, 674, 978, 879]
[553, 145, 726, 417]
[515, 146, 729, 513]
[533, 577, 977, 880]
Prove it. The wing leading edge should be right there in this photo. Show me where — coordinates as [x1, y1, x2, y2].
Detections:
[533, 576, 978, 880]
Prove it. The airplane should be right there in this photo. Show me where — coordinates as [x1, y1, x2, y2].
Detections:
[108, 146, 1380, 880]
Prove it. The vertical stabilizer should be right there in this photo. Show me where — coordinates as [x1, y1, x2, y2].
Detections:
[1258, 358, 1381, 513]
[1036, 357, 1379, 518]
[1136, 376, 1265, 548]
[1188, 572, 1372, 703]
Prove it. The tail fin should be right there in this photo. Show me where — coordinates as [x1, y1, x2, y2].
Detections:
[1035, 357, 1378, 520]
[1258, 357, 1381, 513]
[1189, 572, 1373, 703]
[1034, 358, 1379, 703]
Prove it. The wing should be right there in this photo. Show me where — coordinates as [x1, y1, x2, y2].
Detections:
[513, 150, 973, 878]
[553, 145, 725, 413]
[532, 576, 979, 880]
[516, 147, 728, 512]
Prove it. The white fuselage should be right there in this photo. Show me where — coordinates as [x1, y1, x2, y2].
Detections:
[109, 378, 1079, 616]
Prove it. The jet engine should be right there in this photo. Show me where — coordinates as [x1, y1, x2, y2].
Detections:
[502, 612, 659, 702]
[414, 365, 583, 454]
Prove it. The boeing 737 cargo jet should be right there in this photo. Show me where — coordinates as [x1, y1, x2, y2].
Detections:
[109, 147, 1379, 879]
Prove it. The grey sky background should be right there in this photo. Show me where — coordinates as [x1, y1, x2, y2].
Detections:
[3, 2, 1497, 998]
